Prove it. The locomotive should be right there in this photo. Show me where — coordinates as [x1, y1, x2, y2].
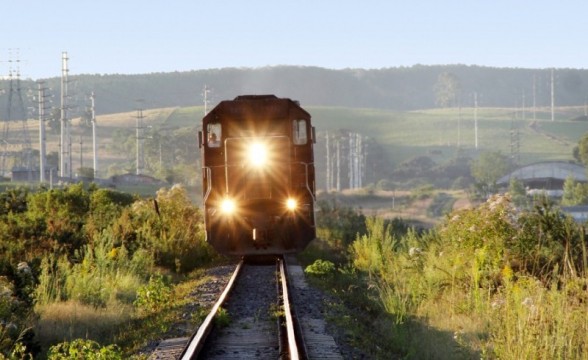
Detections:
[199, 95, 316, 256]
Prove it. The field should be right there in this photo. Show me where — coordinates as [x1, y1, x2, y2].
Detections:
[1, 104, 585, 184]
[310, 105, 585, 166]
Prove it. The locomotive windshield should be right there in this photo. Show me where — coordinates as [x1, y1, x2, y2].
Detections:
[207, 123, 221, 148]
[292, 119, 308, 145]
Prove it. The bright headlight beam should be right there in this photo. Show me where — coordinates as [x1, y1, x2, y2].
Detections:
[221, 199, 236, 214]
[286, 198, 297, 210]
[248, 142, 267, 167]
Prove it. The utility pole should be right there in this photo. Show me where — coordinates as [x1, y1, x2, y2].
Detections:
[522, 89, 526, 121]
[474, 92, 479, 149]
[325, 131, 330, 192]
[551, 68, 555, 122]
[532, 74, 537, 121]
[60, 51, 71, 178]
[135, 104, 145, 175]
[79, 135, 83, 170]
[203, 85, 210, 115]
[348, 133, 354, 189]
[91, 92, 98, 178]
[336, 137, 341, 191]
[457, 104, 462, 148]
[37, 81, 48, 183]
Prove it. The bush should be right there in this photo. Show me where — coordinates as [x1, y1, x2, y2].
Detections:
[133, 275, 171, 314]
[128, 185, 212, 272]
[47, 339, 122, 360]
[304, 259, 336, 277]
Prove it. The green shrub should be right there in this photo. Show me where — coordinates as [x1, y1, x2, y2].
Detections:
[128, 185, 212, 273]
[133, 275, 171, 314]
[47, 339, 122, 360]
[304, 259, 336, 277]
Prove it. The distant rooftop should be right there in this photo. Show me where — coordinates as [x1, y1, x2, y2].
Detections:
[498, 161, 587, 186]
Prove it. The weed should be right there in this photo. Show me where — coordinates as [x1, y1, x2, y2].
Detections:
[268, 303, 284, 320]
[215, 307, 230, 328]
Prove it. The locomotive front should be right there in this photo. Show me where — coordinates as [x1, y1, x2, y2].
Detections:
[200, 95, 316, 256]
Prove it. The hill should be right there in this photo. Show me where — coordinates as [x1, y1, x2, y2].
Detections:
[3, 65, 588, 117]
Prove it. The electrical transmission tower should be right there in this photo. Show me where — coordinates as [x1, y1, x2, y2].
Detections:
[60, 51, 73, 179]
[135, 101, 146, 175]
[0, 50, 32, 178]
[37, 81, 50, 183]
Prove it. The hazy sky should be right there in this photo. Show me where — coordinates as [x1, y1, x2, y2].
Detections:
[3, 0, 587, 79]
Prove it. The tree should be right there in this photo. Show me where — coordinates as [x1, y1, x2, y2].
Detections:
[509, 177, 528, 207]
[77, 167, 95, 180]
[562, 176, 588, 205]
[434, 72, 461, 108]
[471, 151, 510, 194]
[575, 133, 588, 166]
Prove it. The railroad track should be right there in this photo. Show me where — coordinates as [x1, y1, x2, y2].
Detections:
[178, 256, 301, 359]
[148, 256, 342, 359]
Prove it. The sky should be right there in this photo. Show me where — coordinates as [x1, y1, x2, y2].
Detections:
[2, 0, 588, 80]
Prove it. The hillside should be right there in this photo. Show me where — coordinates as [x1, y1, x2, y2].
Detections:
[3, 65, 588, 117]
[74, 106, 588, 184]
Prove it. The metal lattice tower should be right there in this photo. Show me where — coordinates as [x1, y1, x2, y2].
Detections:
[0, 50, 32, 178]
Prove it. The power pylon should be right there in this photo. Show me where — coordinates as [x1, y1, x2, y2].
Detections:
[0, 50, 32, 178]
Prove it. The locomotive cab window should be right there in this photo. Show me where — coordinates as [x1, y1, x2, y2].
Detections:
[292, 119, 308, 145]
[207, 123, 222, 148]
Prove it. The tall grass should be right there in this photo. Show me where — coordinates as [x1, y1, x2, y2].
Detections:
[34, 231, 152, 308]
[348, 195, 588, 359]
[33, 230, 154, 352]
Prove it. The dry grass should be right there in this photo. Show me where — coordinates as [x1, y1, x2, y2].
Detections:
[35, 300, 134, 351]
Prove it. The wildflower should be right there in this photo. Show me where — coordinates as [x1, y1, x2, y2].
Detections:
[409, 247, 422, 257]
[521, 297, 533, 307]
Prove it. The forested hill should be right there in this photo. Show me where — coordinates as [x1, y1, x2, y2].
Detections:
[3, 65, 588, 116]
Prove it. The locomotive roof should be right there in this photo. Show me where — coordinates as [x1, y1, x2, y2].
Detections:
[204, 94, 309, 122]
[233, 94, 278, 101]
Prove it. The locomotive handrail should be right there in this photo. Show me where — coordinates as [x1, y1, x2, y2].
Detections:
[291, 161, 316, 203]
[202, 166, 212, 204]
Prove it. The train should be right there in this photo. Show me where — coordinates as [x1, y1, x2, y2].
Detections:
[199, 95, 316, 256]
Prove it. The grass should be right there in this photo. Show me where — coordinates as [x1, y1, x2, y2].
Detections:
[32, 258, 225, 358]
[35, 300, 134, 351]
[301, 193, 588, 359]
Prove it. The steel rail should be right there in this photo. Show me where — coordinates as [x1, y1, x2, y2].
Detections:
[179, 260, 244, 360]
[280, 258, 301, 360]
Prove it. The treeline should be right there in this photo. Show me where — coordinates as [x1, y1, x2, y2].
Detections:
[2, 65, 588, 117]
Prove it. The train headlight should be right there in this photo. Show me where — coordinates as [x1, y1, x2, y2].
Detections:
[248, 142, 268, 167]
[220, 198, 236, 214]
[286, 198, 297, 211]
